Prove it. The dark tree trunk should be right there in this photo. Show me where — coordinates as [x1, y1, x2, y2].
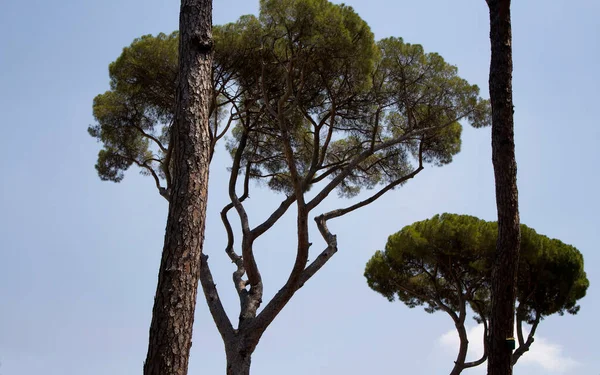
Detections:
[143, 1, 213, 375]
[486, 0, 521, 374]
[450, 323, 469, 375]
[225, 340, 255, 375]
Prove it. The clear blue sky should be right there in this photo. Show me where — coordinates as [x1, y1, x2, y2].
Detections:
[1, 0, 598, 374]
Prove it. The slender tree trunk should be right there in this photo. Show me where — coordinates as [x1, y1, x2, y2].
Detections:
[486, 0, 521, 374]
[225, 338, 256, 375]
[225, 349, 252, 375]
[450, 323, 469, 375]
[143, 1, 213, 375]
[226, 357, 251, 375]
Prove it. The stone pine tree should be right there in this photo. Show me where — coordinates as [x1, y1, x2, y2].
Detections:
[88, 1, 490, 373]
[485, 0, 520, 373]
[142, 2, 214, 375]
[365, 214, 589, 375]
[142, 1, 213, 374]
[90, 1, 213, 374]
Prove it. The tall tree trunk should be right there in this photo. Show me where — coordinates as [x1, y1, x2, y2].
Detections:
[143, 1, 213, 375]
[486, 0, 521, 374]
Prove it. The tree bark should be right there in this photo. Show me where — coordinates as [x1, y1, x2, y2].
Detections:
[225, 340, 255, 375]
[486, 0, 521, 374]
[143, 1, 213, 375]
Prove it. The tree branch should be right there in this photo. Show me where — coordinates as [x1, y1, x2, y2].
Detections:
[125, 156, 169, 201]
[319, 143, 425, 221]
[128, 119, 169, 154]
[250, 194, 297, 238]
[306, 122, 448, 212]
[297, 214, 338, 288]
[199, 254, 235, 342]
[221, 203, 246, 297]
[465, 300, 490, 368]
[228, 129, 259, 287]
[512, 311, 540, 365]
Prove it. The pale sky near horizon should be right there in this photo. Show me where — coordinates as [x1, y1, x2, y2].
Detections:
[0, 0, 598, 374]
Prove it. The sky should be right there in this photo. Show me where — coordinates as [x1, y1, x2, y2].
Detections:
[0, 0, 598, 374]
